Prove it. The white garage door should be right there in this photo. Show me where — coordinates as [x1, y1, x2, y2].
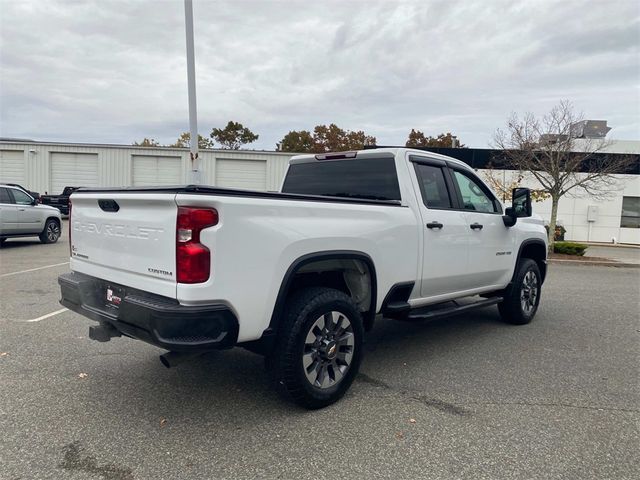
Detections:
[50, 153, 99, 194]
[0, 150, 25, 184]
[216, 159, 267, 190]
[132, 155, 182, 186]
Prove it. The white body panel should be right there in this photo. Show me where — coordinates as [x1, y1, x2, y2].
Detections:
[69, 193, 178, 299]
[67, 148, 548, 344]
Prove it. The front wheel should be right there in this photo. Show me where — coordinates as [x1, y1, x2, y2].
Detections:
[266, 287, 364, 409]
[39, 219, 61, 244]
[498, 258, 541, 325]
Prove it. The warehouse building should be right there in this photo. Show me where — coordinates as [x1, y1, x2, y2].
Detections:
[1, 138, 638, 245]
[0, 140, 292, 194]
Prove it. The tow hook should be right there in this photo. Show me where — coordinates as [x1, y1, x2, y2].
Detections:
[88, 323, 121, 342]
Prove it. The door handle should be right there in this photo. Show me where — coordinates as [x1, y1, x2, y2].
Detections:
[426, 222, 443, 229]
[18, 208, 25, 211]
[470, 223, 483, 230]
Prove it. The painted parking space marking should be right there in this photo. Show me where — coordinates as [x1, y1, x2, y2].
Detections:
[0, 262, 70, 278]
[23, 308, 69, 323]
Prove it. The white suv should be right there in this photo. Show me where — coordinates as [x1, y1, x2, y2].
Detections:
[0, 184, 62, 245]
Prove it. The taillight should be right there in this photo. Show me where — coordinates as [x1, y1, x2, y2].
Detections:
[68, 199, 72, 256]
[176, 207, 218, 283]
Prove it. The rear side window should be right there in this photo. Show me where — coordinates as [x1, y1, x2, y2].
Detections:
[282, 157, 401, 201]
[0, 188, 12, 204]
[414, 164, 452, 209]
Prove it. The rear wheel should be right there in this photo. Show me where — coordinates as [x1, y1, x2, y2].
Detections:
[266, 287, 364, 409]
[499, 258, 541, 325]
[39, 219, 60, 244]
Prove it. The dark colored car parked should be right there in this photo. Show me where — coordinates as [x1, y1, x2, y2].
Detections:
[40, 186, 81, 215]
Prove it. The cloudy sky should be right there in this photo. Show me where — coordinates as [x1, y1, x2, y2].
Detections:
[1, 0, 638, 149]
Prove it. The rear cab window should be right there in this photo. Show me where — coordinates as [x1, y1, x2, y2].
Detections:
[282, 156, 401, 202]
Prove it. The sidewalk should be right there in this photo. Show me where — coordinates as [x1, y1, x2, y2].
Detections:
[548, 244, 640, 267]
[583, 245, 640, 265]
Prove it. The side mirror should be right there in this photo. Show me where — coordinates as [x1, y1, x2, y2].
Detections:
[30, 198, 37, 206]
[503, 188, 532, 227]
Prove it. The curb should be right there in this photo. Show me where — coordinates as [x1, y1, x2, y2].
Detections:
[548, 259, 640, 268]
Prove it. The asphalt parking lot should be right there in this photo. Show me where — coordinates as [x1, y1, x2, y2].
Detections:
[1, 223, 638, 480]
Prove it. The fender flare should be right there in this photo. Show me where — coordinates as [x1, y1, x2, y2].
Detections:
[512, 239, 548, 285]
[264, 250, 378, 338]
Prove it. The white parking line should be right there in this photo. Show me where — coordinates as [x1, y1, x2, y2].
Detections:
[24, 308, 69, 323]
[0, 262, 70, 278]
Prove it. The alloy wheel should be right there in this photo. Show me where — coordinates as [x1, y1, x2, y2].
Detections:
[47, 222, 60, 242]
[520, 270, 538, 315]
[302, 311, 355, 389]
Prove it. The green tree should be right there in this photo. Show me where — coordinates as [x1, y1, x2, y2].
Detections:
[313, 124, 376, 152]
[405, 130, 465, 148]
[276, 130, 315, 152]
[210, 121, 259, 149]
[170, 132, 213, 149]
[276, 124, 376, 153]
[132, 138, 160, 147]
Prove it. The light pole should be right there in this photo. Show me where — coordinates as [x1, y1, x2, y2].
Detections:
[184, 0, 203, 184]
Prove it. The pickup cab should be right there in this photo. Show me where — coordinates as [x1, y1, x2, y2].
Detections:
[41, 186, 80, 215]
[59, 148, 547, 409]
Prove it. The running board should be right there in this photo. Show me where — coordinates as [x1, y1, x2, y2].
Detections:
[405, 297, 502, 321]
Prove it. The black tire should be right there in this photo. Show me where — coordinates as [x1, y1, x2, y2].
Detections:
[266, 287, 364, 410]
[39, 219, 61, 244]
[498, 258, 541, 325]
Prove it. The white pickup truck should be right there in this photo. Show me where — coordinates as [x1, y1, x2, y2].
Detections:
[59, 147, 547, 409]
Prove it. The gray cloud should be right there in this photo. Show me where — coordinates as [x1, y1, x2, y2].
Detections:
[1, 0, 638, 148]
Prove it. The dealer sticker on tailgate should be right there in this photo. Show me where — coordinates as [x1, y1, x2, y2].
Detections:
[105, 286, 123, 309]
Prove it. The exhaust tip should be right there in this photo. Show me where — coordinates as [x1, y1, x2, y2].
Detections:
[159, 351, 201, 368]
[159, 353, 172, 369]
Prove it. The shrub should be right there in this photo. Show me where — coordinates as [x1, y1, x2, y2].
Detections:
[553, 241, 588, 256]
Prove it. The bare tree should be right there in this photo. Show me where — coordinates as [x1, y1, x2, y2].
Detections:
[482, 168, 549, 203]
[493, 100, 635, 250]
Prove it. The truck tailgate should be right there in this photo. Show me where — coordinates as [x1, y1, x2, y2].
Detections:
[70, 193, 178, 299]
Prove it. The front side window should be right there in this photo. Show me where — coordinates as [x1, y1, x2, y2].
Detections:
[11, 188, 33, 205]
[621, 196, 640, 228]
[452, 170, 499, 213]
[414, 164, 452, 209]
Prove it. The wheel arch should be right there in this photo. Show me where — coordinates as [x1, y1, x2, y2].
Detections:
[515, 239, 547, 284]
[265, 250, 378, 340]
[45, 216, 61, 226]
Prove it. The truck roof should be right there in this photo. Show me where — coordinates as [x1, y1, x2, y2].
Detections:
[289, 147, 474, 171]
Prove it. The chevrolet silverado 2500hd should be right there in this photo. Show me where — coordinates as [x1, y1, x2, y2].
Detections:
[59, 148, 547, 409]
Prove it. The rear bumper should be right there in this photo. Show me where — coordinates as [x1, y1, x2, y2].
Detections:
[58, 272, 238, 351]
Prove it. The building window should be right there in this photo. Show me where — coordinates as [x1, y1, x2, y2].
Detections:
[620, 197, 640, 228]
